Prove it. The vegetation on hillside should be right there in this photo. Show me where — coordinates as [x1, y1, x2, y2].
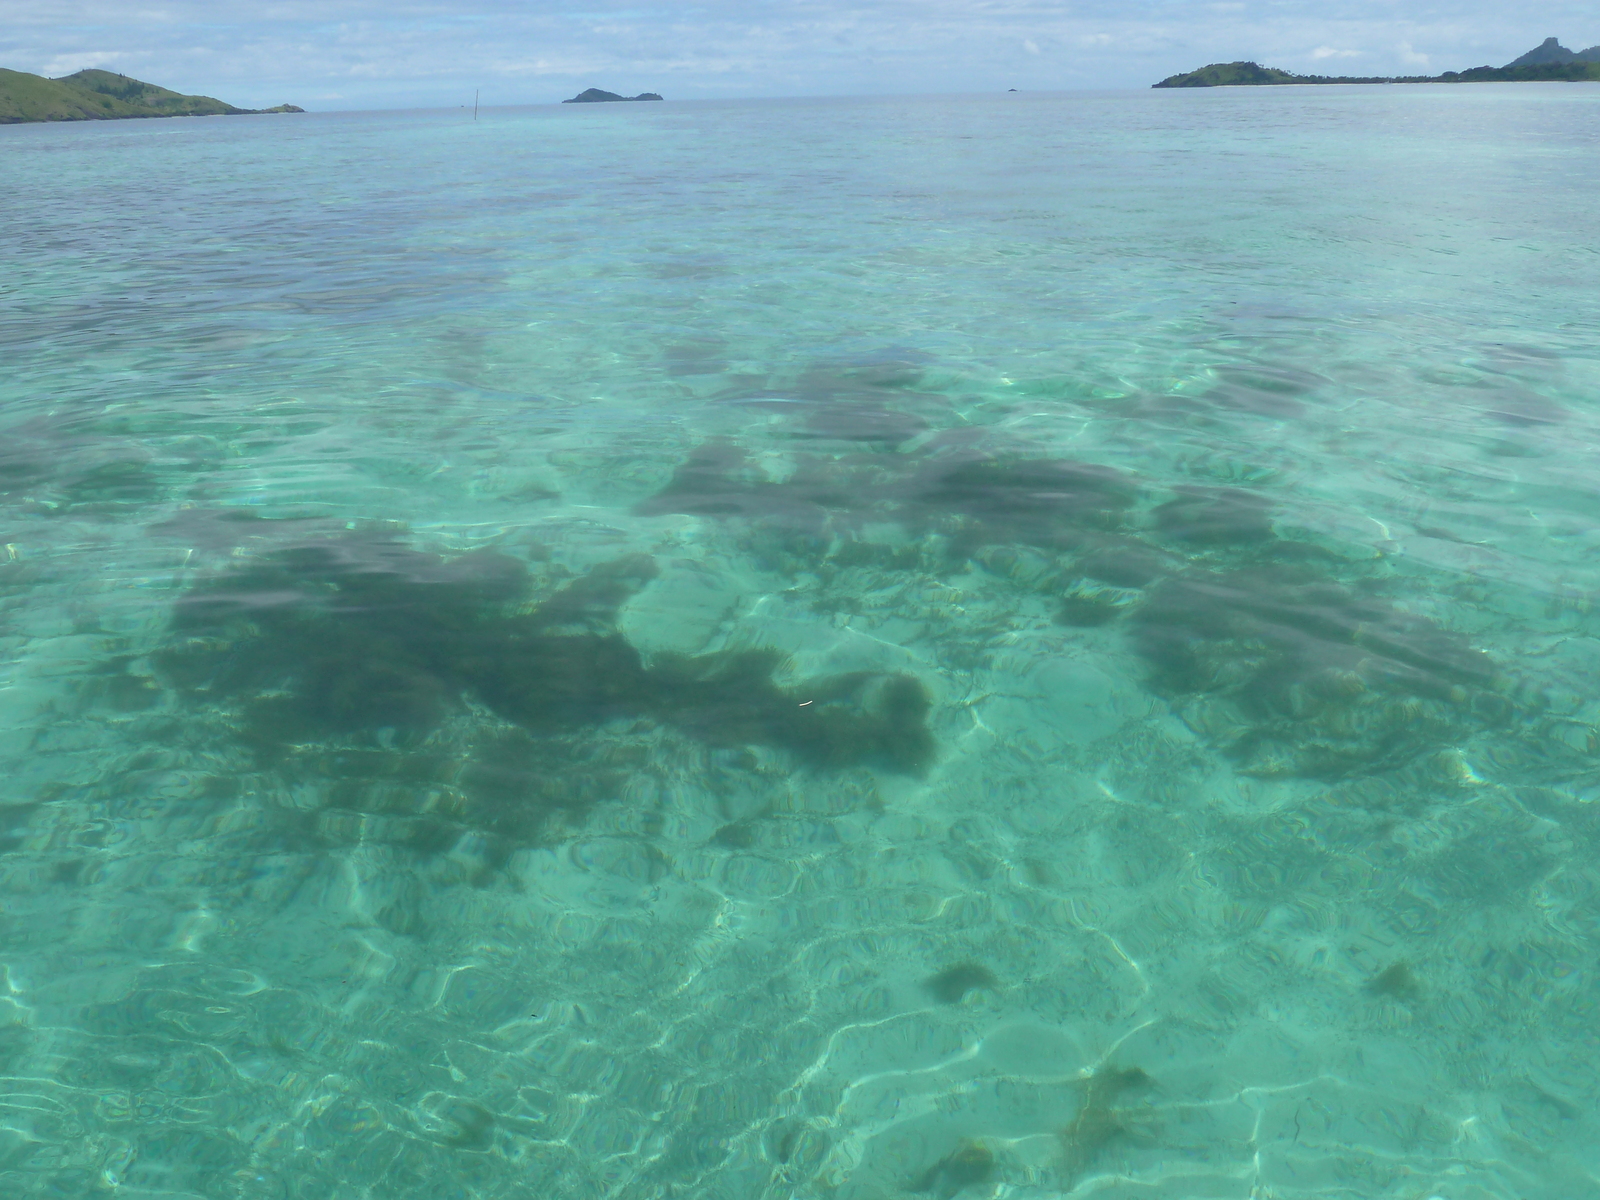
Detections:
[1155, 54, 1600, 88]
[0, 67, 300, 123]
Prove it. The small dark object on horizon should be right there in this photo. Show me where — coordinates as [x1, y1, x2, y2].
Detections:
[563, 88, 664, 103]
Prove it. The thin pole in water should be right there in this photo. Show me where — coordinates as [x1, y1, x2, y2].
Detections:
[474, 89, 479, 120]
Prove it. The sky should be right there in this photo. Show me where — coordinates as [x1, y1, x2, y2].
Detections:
[2, 0, 1597, 111]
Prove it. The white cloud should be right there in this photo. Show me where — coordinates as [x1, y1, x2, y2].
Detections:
[1397, 40, 1431, 67]
[1310, 45, 1359, 59]
[1023, 37, 1040, 55]
[39, 49, 126, 75]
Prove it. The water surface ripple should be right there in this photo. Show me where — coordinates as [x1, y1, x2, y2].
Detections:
[2, 87, 1599, 1198]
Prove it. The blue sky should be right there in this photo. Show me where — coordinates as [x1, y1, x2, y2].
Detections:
[2, 1, 1596, 110]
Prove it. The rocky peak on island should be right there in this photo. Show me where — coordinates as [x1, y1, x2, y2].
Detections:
[1507, 37, 1600, 66]
[562, 88, 663, 104]
[1153, 36, 1600, 88]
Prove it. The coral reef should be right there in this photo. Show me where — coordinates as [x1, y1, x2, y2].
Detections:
[913, 1139, 996, 1198]
[155, 534, 935, 846]
[637, 442, 1137, 558]
[922, 962, 999, 1004]
[1131, 565, 1502, 777]
[1059, 1065, 1154, 1183]
[633, 425, 1513, 782]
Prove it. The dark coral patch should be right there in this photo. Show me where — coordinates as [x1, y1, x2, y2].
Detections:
[1075, 543, 1169, 588]
[896, 456, 1136, 551]
[923, 962, 999, 1004]
[1365, 961, 1422, 1001]
[637, 443, 1137, 560]
[651, 651, 935, 776]
[156, 534, 935, 845]
[633, 441, 865, 537]
[1056, 591, 1126, 627]
[1130, 566, 1500, 777]
[1060, 1065, 1155, 1183]
[159, 538, 531, 742]
[913, 1140, 996, 1198]
[1153, 487, 1275, 546]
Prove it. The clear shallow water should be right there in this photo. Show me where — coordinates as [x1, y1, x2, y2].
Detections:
[2, 84, 1599, 1198]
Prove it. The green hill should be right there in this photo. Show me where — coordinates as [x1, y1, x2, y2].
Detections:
[1438, 61, 1600, 82]
[1152, 62, 1307, 87]
[1155, 41, 1600, 88]
[1507, 37, 1600, 66]
[0, 67, 301, 123]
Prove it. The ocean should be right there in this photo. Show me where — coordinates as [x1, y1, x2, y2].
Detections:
[1, 84, 1598, 1198]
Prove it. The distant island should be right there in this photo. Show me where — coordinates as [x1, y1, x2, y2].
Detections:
[1155, 37, 1600, 87]
[562, 88, 663, 103]
[0, 67, 300, 123]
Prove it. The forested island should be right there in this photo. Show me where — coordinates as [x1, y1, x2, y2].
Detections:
[0, 67, 300, 123]
[1156, 37, 1600, 87]
[563, 89, 664, 103]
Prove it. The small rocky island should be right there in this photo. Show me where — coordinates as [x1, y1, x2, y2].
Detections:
[562, 88, 663, 103]
[1155, 37, 1600, 87]
[0, 67, 300, 123]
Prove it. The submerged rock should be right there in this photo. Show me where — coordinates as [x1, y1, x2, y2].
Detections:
[1060, 1066, 1154, 1183]
[922, 962, 999, 1004]
[1365, 961, 1423, 1001]
[913, 1140, 996, 1198]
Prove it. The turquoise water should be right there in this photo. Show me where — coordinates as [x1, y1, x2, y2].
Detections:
[2, 84, 1599, 1198]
